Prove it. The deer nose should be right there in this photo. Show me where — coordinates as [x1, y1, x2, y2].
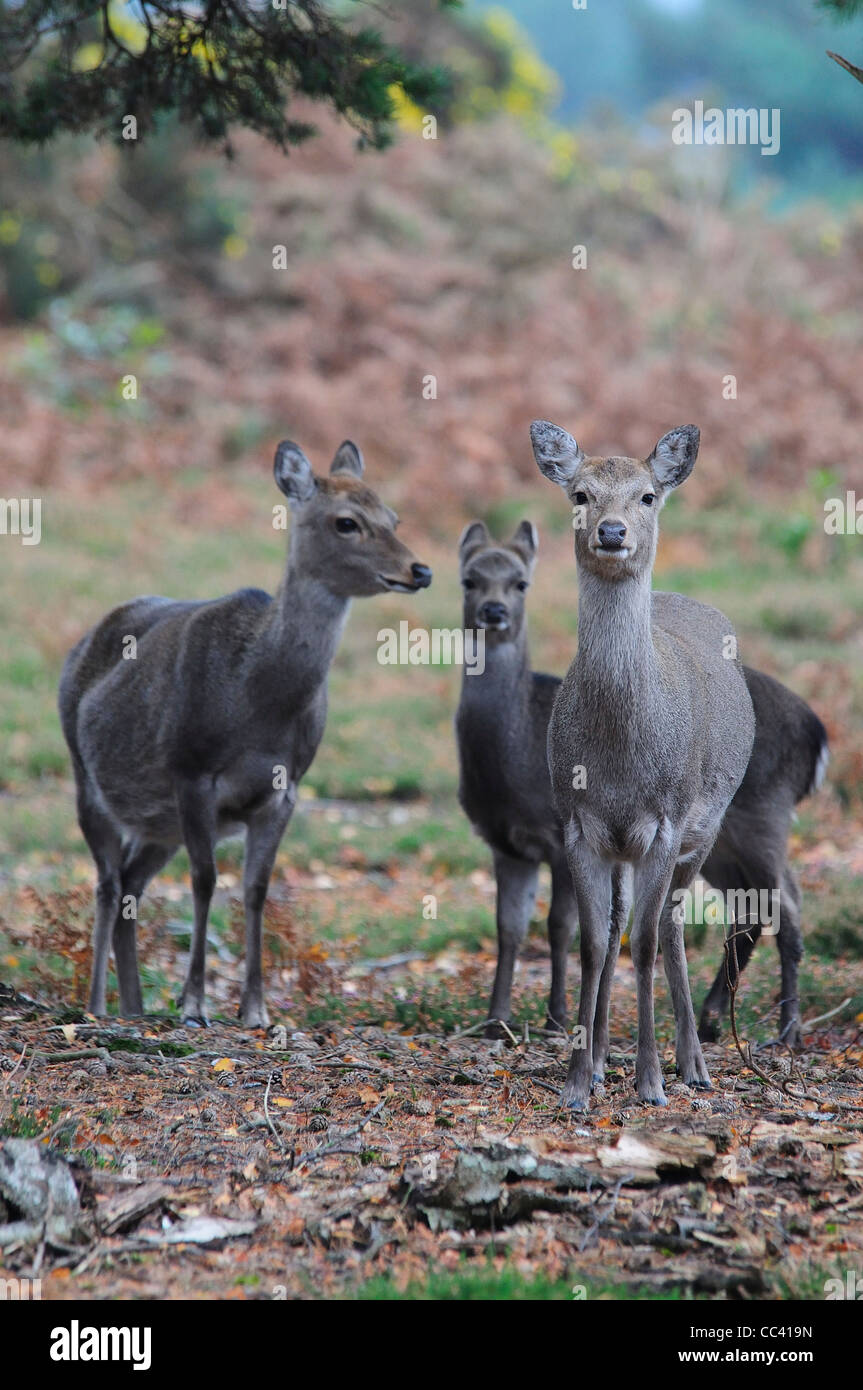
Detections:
[411, 563, 432, 589]
[597, 519, 627, 549]
[479, 601, 508, 627]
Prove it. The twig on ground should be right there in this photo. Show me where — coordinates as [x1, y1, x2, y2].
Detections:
[449, 1021, 493, 1040]
[0, 1041, 37, 1115]
[32, 1047, 112, 1065]
[527, 1077, 562, 1097]
[579, 1173, 632, 1253]
[497, 1019, 520, 1047]
[0, 1044, 28, 1096]
[724, 929, 810, 1101]
[801, 998, 852, 1030]
[263, 1070, 287, 1157]
[292, 1099, 387, 1169]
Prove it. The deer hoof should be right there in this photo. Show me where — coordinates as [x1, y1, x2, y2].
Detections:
[562, 1092, 589, 1113]
[561, 1077, 591, 1111]
[636, 1070, 667, 1106]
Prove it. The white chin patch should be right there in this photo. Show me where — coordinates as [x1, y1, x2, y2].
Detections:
[594, 546, 630, 559]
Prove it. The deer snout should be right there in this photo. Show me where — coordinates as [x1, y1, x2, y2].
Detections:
[478, 600, 509, 630]
[378, 560, 433, 593]
[596, 519, 628, 550]
[410, 563, 433, 589]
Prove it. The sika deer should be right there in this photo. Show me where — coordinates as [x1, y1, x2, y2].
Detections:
[698, 668, 828, 1048]
[531, 421, 755, 1109]
[454, 523, 827, 1055]
[455, 519, 580, 1036]
[59, 440, 431, 1027]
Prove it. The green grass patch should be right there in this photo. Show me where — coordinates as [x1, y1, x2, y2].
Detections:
[807, 879, 863, 959]
[348, 1265, 704, 1300]
[0, 1099, 63, 1140]
[293, 980, 546, 1035]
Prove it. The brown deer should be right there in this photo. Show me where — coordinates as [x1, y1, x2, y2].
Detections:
[531, 421, 755, 1109]
[59, 440, 431, 1027]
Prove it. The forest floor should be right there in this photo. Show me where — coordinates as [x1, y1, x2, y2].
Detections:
[1, 821, 863, 1302]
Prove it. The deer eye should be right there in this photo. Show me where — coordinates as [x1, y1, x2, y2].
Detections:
[335, 516, 359, 534]
[573, 491, 588, 506]
[516, 580, 529, 593]
[462, 578, 475, 591]
[641, 493, 656, 507]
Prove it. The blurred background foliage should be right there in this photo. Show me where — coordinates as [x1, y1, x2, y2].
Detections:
[483, 0, 863, 201]
[2, 0, 862, 327]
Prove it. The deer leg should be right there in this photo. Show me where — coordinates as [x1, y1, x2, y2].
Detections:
[697, 861, 764, 1042]
[76, 779, 123, 1017]
[776, 865, 803, 1049]
[113, 841, 178, 1017]
[561, 841, 612, 1110]
[659, 854, 713, 1090]
[177, 782, 217, 1026]
[485, 851, 539, 1038]
[546, 855, 576, 1033]
[239, 793, 296, 1029]
[630, 844, 681, 1106]
[592, 864, 631, 1084]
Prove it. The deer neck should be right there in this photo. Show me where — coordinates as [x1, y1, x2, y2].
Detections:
[257, 562, 351, 703]
[460, 625, 530, 708]
[575, 567, 658, 715]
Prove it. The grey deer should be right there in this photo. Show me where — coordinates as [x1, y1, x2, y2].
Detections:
[59, 440, 431, 1028]
[531, 420, 755, 1109]
[454, 521, 827, 1053]
[455, 519, 581, 1036]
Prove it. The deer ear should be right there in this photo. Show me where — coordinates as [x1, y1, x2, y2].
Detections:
[647, 426, 699, 491]
[510, 520, 538, 560]
[459, 520, 489, 567]
[530, 421, 584, 487]
[274, 440, 316, 506]
[330, 440, 364, 477]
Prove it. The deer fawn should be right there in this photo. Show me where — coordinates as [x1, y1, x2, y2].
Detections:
[59, 440, 432, 1028]
[455, 522, 827, 1054]
[531, 421, 755, 1109]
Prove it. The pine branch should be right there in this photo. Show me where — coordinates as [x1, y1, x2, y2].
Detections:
[0, 1, 453, 152]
